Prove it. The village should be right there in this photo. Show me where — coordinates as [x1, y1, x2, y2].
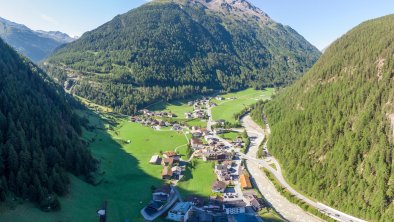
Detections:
[136, 97, 265, 222]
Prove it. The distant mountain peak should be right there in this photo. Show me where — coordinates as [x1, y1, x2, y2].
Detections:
[0, 17, 75, 62]
[195, 0, 270, 20]
[154, 0, 271, 23]
[36, 30, 75, 43]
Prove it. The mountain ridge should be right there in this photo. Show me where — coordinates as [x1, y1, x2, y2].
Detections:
[263, 14, 394, 221]
[0, 17, 75, 62]
[152, 0, 272, 24]
[45, 0, 320, 114]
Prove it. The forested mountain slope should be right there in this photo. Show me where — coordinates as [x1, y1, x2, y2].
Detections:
[45, 0, 320, 115]
[0, 17, 75, 63]
[263, 15, 394, 221]
[0, 39, 96, 210]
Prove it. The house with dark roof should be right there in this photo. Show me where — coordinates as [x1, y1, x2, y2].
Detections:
[203, 196, 224, 213]
[185, 207, 214, 222]
[191, 138, 204, 150]
[249, 197, 263, 212]
[186, 196, 206, 208]
[172, 124, 183, 131]
[167, 202, 192, 222]
[211, 181, 227, 193]
[152, 185, 172, 202]
[223, 200, 246, 215]
[215, 163, 232, 182]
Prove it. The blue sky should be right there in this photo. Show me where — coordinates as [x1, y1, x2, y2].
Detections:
[0, 0, 393, 50]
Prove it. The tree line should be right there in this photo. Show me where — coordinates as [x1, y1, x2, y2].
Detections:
[0, 39, 97, 211]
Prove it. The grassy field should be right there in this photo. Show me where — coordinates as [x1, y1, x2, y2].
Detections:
[211, 88, 275, 124]
[178, 160, 216, 198]
[185, 118, 208, 128]
[259, 208, 284, 222]
[146, 99, 193, 120]
[0, 89, 273, 222]
[222, 131, 241, 141]
[0, 111, 206, 222]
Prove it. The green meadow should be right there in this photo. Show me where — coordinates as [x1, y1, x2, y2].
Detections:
[0, 88, 272, 222]
[178, 160, 216, 198]
[0, 111, 199, 222]
[221, 131, 242, 141]
[185, 118, 208, 128]
[211, 88, 275, 124]
[145, 99, 194, 120]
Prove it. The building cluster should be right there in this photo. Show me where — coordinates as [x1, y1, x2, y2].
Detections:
[164, 189, 265, 222]
[143, 185, 177, 218]
[130, 115, 174, 130]
[189, 127, 244, 163]
[140, 109, 176, 118]
[185, 98, 210, 119]
[145, 127, 264, 221]
[143, 183, 265, 222]
[140, 96, 266, 222]
[149, 151, 185, 181]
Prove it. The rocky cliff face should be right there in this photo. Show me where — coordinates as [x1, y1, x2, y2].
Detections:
[188, 0, 271, 23]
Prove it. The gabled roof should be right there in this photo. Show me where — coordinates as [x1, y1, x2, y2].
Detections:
[240, 174, 252, 189]
[191, 138, 203, 145]
[149, 155, 160, 164]
[164, 151, 178, 157]
[154, 185, 171, 195]
[162, 157, 174, 165]
[223, 200, 246, 209]
[162, 167, 173, 177]
[212, 181, 227, 191]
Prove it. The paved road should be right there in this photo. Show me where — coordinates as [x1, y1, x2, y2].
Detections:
[207, 103, 319, 221]
[241, 115, 367, 222]
[140, 186, 181, 221]
[241, 115, 322, 222]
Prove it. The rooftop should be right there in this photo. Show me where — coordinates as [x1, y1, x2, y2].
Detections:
[154, 185, 172, 195]
[169, 202, 192, 214]
[162, 166, 173, 177]
[239, 174, 252, 189]
[212, 181, 227, 190]
[223, 200, 246, 209]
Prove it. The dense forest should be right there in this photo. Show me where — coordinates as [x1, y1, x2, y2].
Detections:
[44, 0, 320, 115]
[0, 39, 97, 210]
[257, 15, 394, 221]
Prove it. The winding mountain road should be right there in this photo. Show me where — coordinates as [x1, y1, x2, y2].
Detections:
[240, 115, 367, 222]
[206, 99, 367, 222]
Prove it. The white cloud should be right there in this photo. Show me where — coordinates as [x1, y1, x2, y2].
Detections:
[40, 13, 59, 25]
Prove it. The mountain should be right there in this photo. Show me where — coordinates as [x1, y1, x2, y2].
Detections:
[36, 30, 75, 43]
[45, 0, 321, 115]
[0, 38, 96, 210]
[262, 15, 394, 221]
[0, 17, 75, 62]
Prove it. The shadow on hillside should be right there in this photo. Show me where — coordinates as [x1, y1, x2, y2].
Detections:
[178, 164, 194, 184]
[75, 109, 210, 221]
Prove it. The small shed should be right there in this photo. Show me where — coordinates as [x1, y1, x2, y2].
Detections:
[149, 155, 161, 165]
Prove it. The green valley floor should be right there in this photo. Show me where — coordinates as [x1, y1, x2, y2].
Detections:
[0, 88, 273, 222]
